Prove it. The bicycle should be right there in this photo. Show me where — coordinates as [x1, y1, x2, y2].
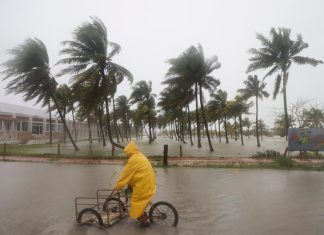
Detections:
[75, 188, 178, 228]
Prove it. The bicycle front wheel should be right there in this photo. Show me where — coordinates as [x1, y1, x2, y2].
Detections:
[148, 201, 178, 227]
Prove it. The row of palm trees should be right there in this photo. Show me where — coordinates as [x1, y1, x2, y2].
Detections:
[158, 44, 268, 150]
[1, 17, 322, 152]
[158, 28, 322, 150]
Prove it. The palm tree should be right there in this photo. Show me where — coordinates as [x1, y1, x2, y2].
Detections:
[165, 44, 220, 151]
[227, 101, 239, 141]
[158, 85, 195, 145]
[57, 16, 132, 149]
[209, 89, 229, 143]
[55, 84, 71, 143]
[1, 38, 79, 150]
[242, 117, 253, 138]
[247, 27, 323, 138]
[258, 119, 267, 140]
[41, 94, 55, 144]
[129, 80, 157, 143]
[73, 82, 100, 143]
[115, 95, 131, 141]
[164, 47, 203, 147]
[304, 107, 324, 128]
[273, 113, 295, 137]
[195, 45, 221, 152]
[230, 95, 253, 145]
[238, 75, 269, 147]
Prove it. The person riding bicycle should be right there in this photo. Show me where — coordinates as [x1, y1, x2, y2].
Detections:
[114, 141, 156, 226]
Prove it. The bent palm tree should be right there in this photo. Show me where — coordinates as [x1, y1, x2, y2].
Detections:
[57, 16, 132, 149]
[1, 38, 79, 150]
[247, 27, 322, 138]
[115, 95, 132, 141]
[228, 96, 253, 145]
[129, 81, 156, 143]
[238, 75, 269, 147]
[165, 44, 220, 151]
[210, 89, 229, 143]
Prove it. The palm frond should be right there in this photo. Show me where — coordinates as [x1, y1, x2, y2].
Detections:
[273, 74, 281, 99]
[107, 42, 121, 58]
[291, 56, 323, 66]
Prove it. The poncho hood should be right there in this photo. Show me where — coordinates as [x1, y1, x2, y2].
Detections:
[124, 141, 140, 157]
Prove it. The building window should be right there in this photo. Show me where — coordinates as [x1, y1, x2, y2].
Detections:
[58, 124, 64, 133]
[46, 124, 56, 132]
[5, 121, 10, 131]
[0, 121, 2, 131]
[32, 123, 43, 134]
[22, 122, 28, 132]
[16, 122, 21, 131]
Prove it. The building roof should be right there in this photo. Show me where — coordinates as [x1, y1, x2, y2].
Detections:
[0, 102, 48, 118]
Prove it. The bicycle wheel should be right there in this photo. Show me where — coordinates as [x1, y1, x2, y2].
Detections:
[77, 208, 103, 226]
[148, 201, 178, 227]
[103, 197, 126, 213]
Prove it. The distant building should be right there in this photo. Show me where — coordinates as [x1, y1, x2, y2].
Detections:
[0, 102, 97, 142]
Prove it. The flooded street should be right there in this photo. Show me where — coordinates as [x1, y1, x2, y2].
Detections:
[1, 162, 324, 235]
[23, 136, 288, 158]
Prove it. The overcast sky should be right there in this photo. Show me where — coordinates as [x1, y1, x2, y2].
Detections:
[0, 0, 323, 127]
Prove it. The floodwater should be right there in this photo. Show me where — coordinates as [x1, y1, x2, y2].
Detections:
[1, 162, 324, 235]
[19, 136, 288, 158]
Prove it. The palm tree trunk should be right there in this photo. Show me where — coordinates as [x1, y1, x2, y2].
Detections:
[63, 108, 66, 143]
[87, 115, 92, 144]
[112, 96, 120, 143]
[214, 123, 218, 140]
[180, 113, 186, 144]
[234, 116, 238, 141]
[224, 117, 229, 144]
[195, 83, 202, 148]
[123, 117, 128, 141]
[218, 119, 222, 143]
[283, 71, 289, 140]
[117, 125, 124, 142]
[187, 104, 194, 146]
[96, 120, 101, 143]
[142, 121, 149, 139]
[72, 108, 77, 142]
[199, 84, 214, 152]
[126, 113, 131, 141]
[134, 123, 139, 140]
[148, 117, 153, 144]
[256, 96, 261, 147]
[48, 102, 52, 144]
[104, 97, 125, 149]
[97, 105, 106, 147]
[51, 95, 79, 151]
[239, 114, 244, 145]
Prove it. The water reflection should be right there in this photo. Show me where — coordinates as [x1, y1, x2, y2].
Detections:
[1, 162, 324, 234]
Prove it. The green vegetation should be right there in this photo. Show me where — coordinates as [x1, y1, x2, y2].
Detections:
[252, 150, 283, 158]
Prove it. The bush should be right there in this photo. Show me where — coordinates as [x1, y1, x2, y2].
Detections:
[274, 156, 293, 167]
[252, 150, 283, 158]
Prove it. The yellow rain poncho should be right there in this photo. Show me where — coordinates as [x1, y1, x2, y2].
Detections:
[115, 141, 156, 219]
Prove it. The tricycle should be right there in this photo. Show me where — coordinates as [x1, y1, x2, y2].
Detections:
[75, 188, 178, 228]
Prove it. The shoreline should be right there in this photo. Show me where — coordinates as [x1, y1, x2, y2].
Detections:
[1, 155, 324, 170]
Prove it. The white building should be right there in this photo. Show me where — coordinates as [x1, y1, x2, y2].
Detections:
[0, 102, 97, 143]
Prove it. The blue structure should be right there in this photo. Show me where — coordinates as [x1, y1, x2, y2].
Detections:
[288, 128, 324, 151]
